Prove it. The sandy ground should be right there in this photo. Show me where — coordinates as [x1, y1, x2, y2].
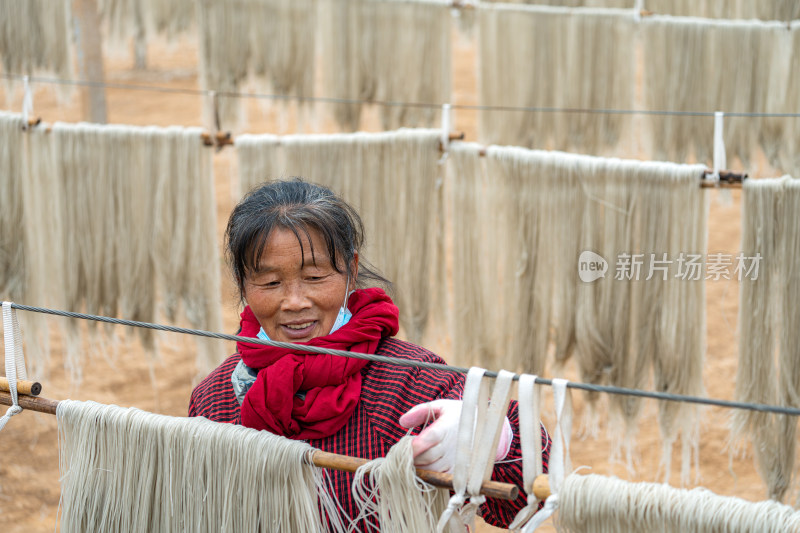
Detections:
[0, 24, 794, 533]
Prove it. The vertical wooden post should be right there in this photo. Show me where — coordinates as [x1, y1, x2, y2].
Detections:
[72, 0, 108, 123]
[133, 1, 147, 70]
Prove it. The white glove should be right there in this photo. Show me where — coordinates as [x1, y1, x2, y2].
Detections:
[398, 399, 513, 474]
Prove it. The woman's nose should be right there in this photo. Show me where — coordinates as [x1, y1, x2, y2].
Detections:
[281, 282, 312, 311]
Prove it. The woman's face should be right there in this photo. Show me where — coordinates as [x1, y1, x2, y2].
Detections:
[243, 226, 356, 343]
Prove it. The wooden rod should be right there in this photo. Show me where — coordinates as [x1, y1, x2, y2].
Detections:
[0, 390, 57, 414]
[313, 449, 518, 501]
[439, 131, 466, 153]
[472, 146, 746, 188]
[450, 1, 475, 10]
[26, 118, 234, 148]
[532, 474, 551, 501]
[201, 131, 233, 147]
[29, 117, 465, 152]
[0, 377, 42, 396]
[700, 181, 742, 189]
[700, 169, 748, 188]
[0, 391, 518, 501]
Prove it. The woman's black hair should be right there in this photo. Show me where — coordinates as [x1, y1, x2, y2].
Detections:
[225, 177, 392, 300]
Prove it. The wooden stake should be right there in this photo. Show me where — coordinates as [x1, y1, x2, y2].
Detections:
[0, 391, 519, 501]
[0, 378, 42, 396]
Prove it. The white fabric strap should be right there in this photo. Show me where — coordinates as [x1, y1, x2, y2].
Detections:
[438, 366, 487, 533]
[22, 75, 33, 126]
[633, 0, 643, 21]
[455, 367, 486, 493]
[519, 374, 542, 493]
[440, 104, 451, 150]
[467, 369, 514, 497]
[713, 111, 726, 183]
[520, 378, 570, 533]
[438, 104, 452, 166]
[508, 374, 543, 531]
[549, 378, 568, 492]
[521, 494, 559, 532]
[0, 302, 27, 431]
[712, 111, 733, 203]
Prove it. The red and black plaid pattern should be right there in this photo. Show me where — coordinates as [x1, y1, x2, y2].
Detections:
[189, 337, 551, 529]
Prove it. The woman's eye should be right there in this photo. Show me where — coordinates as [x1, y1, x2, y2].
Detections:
[262, 281, 280, 288]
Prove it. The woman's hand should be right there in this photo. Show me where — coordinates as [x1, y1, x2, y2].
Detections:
[398, 399, 513, 473]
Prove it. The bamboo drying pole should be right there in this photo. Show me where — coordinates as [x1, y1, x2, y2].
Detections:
[0, 390, 519, 501]
[472, 145, 747, 188]
[201, 130, 465, 149]
[0, 378, 41, 396]
[25, 118, 234, 147]
[699, 170, 747, 188]
[532, 474, 551, 501]
[24, 118, 465, 151]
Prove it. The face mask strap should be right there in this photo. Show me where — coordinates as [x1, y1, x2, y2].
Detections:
[342, 273, 351, 311]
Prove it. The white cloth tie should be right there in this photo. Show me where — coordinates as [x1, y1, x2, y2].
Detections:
[712, 111, 726, 184]
[0, 302, 28, 431]
[437, 368, 514, 532]
[520, 378, 570, 532]
[508, 373, 543, 531]
[22, 75, 33, 127]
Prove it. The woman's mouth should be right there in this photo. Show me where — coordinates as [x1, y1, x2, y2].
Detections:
[280, 321, 317, 339]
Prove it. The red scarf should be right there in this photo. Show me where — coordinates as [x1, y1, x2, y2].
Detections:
[239, 288, 399, 439]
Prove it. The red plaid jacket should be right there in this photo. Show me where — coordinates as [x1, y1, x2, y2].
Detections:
[189, 337, 550, 529]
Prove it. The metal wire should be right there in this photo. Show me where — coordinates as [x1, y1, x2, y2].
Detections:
[6, 302, 800, 417]
[4, 72, 800, 118]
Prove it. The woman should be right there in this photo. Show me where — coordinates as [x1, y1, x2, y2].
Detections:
[189, 178, 549, 528]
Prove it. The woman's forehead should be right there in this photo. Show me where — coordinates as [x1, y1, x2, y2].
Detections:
[254, 226, 331, 271]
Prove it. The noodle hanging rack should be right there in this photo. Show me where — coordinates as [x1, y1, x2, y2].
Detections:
[0, 386, 518, 501]
[4, 300, 798, 502]
[21, 117, 746, 188]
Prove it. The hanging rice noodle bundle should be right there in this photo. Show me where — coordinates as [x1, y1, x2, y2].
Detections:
[57, 400, 348, 532]
[197, 0, 316, 129]
[644, 0, 800, 21]
[734, 176, 800, 502]
[22, 122, 223, 379]
[557, 473, 800, 532]
[447, 145, 707, 478]
[0, 0, 71, 73]
[235, 133, 282, 197]
[235, 129, 443, 343]
[478, 4, 634, 154]
[98, 0, 195, 48]
[352, 436, 450, 532]
[320, 0, 451, 131]
[0, 112, 27, 302]
[643, 16, 785, 166]
[0, 0, 73, 90]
